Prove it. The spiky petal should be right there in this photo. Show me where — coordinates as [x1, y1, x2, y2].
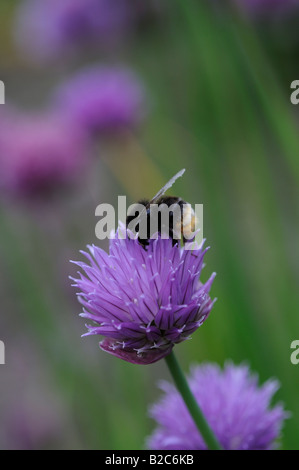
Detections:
[71, 229, 216, 364]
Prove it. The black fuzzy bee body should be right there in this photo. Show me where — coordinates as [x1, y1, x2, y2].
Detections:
[126, 169, 196, 249]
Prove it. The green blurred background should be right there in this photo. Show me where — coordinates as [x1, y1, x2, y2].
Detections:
[0, 0, 298, 449]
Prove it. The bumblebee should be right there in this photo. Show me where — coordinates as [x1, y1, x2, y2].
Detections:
[126, 169, 197, 248]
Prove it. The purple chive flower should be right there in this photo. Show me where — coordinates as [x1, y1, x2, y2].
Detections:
[234, 0, 298, 16]
[147, 362, 288, 450]
[52, 66, 147, 135]
[71, 230, 216, 365]
[0, 111, 89, 199]
[14, 0, 134, 63]
[3, 405, 63, 450]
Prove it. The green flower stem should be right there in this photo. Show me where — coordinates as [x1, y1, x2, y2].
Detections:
[165, 351, 222, 450]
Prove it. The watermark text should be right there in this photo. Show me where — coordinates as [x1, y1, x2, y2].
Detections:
[0, 340, 5, 364]
[290, 340, 299, 365]
[290, 80, 299, 105]
[95, 196, 203, 249]
[0, 80, 4, 104]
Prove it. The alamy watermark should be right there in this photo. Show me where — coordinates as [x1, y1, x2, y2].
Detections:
[0, 340, 5, 364]
[290, 80, 299, 105]
[95, 196, 203, 249]
[290, 340, 299, 365]
[0, 80, 4, 104]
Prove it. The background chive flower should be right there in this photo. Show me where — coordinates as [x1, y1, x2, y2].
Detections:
[52, 66, 147, 135]
[234, 0, 299, 16]
[14, 0, 134, 63]
[3, 406, 61, 450]
[71, 229, 216, 365]
[0, 111, 89, 200]
[147, 362, 289, 450]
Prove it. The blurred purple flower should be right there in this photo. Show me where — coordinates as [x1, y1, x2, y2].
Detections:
[0, 337, 75, 450]
[4, 405, 62, 450]
[53, 66, 147, 135]
[234, 0, 298, 16]
[71, 230, 216, 365]
[14, 0, 134, 62]
[147, 362, 288, 450]
[0, 111, 89, 199]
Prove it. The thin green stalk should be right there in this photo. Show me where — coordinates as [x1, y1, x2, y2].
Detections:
[165, 351, 222, 450]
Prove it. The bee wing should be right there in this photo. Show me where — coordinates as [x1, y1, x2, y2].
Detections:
[134, 169, 186, 226]
[146, 168, 186, 207]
